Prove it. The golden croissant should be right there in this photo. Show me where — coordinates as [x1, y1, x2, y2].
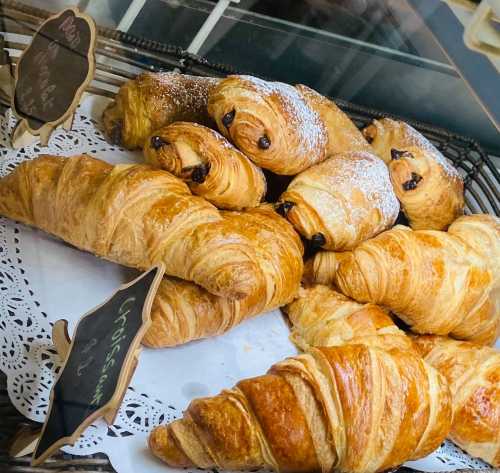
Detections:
[296, 84, 372, 156]
[363, 118, 464, 230]
[414, 335, 500, 466]
[0, 154, 268, 300]
[285, 285, 413, 352]
[143, 205, 303, 347]
[149, 344, 452, 473]
[208, 75, 328, 175]
[277, 152, 399, 251]
[308, 217, 500, 344]
[143, 122, 266, 210]
[103, 72, 219, 149]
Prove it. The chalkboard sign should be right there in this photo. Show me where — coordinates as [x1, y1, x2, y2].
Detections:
[31, 264, 165, 466]
[11, 7, 96, 146]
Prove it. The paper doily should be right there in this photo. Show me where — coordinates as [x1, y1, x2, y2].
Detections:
[0, 95, 493, 472]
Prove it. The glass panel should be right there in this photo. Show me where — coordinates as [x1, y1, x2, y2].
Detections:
[16, 0, 500, 152]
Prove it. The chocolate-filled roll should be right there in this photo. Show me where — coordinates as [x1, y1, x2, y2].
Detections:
[363, 118, 464, 231]
[103, 72, 219, 149]
[208, 75, 328, 175]
[296, 84, 372, 156]
[278, 151, 399, 251]
[144, 122, 266, 210]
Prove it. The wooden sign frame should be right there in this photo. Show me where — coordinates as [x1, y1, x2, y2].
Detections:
[11, 7, 96, 147]
[31, 264, 165, 466]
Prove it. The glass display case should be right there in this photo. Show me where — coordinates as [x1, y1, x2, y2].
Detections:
[13, 0, 499, 153]
[0, 2, 499, 473]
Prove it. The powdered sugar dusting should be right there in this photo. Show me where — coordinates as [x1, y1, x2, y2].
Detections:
[388, 119, 459, 179]
[239, 75, 326, 155]
[145, 72, 219, 116]
[335, 152, 400, 223]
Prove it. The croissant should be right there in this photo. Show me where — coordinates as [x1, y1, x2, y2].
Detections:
[414, 335, 500, 466]
[143, 205, 303, 347]
[363, 118, 464, 230]
[149, 344, 452, 473]
[317, 219, 500, 344]
[285, 285, 413, 352]
[208, 75, 328, 175]
[296, 84, 372, 155]
[0, 154, 268, 300]
[302, 250, 346, 287]
[102, 72, 219, 149]
[277, 152, 399, 251]
[143, 122, 266, 210]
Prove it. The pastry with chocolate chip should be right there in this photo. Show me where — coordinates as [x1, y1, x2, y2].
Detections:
[143, 122, 266, 210]
[363, 118, 464, 230]
[102, 72, 219, 149]
[277, 151, 399, 251]
[208, 75, 328, 175]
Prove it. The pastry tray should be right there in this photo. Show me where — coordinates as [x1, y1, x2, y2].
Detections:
[0, 3, 498, 473]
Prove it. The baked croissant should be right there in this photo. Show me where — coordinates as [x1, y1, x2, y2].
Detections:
[285, 285, 413, 352]
[143, 122, 266, 210]
[103, 72, 219, 149]
[277, 152, 399, 251]
[414, 335, 500, 467]
[143, 205, 303, 347]
[363, 118, 464, 230]
[302, 250, 347, 287]
[296, 84, 372, 155]
[208, 75, 328, 175]
[149, 344, 452, 473]
[0, 154, 266, 300]
[316, 219, 500, 344]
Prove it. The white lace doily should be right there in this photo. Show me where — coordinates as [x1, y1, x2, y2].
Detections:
[0, 94, 494, 472]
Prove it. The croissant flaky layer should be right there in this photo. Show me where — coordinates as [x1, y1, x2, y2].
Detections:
[324, 220, 500, 344]
[0, 154, 274, 300]
[208, 75, 328, 175]
[143, 121, 266, 210]
[285, 285, 413, 353]
[102, 72, 219, 149]
[364, 118, 464, 231]
[414, 336, 500, 466]
[143, 205, 303, 347]
[149, 345, 452, 473]
[278, 152, 399, 251]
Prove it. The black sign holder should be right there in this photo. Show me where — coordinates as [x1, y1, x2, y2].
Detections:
[10, 7, 96, 148]
[26, 264, 165, 466]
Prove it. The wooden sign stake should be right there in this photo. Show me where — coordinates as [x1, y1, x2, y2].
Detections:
[10, 7, 96, 148]
[52, 319, 71, 361]
[9, 426, 42, 458]
[30, 264, 165, 466]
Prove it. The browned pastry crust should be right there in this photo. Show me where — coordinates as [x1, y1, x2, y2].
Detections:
[0, 154, 273, 300]
[296, 84, 372, 155]
[208, 75, 328, 175]
[285, 285, 413, 352]
[414, 335, 500, 466]
[149, 344, 452, 473]
[143, 122, 266, 210]
[363, 118, 464, 230]
[314, 219, 500, 344]
[143, 205, 304, 348]
[278, 152, 399, 251]
[102, 72, 219, 149]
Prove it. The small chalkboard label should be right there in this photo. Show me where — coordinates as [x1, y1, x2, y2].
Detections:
[11, 7, 96, 147]
[32, 264, 165, 466]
